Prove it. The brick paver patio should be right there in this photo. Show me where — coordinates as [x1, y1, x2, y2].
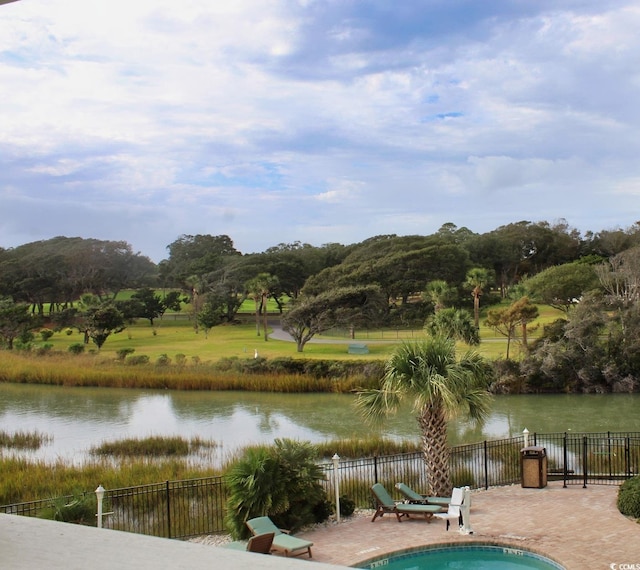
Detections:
[298, 481, 640, 569]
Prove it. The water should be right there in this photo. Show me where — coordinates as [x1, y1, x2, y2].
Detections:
[357, 545, 564, 570]
[0, 383, 639, 466]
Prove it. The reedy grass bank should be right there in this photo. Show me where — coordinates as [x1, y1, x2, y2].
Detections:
[90, 436, 218, 458]
[0, 351, 380, 393]
[0, 455, 220, 505]
[0, 430, 51, 450]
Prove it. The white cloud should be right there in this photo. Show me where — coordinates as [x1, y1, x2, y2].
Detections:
[1, 0, 640, 261]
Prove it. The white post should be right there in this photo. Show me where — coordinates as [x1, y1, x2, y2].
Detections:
[459, 486, 473, 535]
[95, 485, 105, 529]
[332, 454, 341, 523]
[523, 427, 530, 448]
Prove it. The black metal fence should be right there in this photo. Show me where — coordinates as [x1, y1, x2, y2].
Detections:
[2, 432, 638, 539]
[101, 477, 227, 539]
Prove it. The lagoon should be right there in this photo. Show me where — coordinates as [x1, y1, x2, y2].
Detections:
[0, 383, 639, 466]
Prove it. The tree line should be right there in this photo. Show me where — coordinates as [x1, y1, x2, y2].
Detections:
[2, 219, 640, 392]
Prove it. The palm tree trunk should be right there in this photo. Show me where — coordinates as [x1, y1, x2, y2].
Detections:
[417, 403, 452, 497]
[262, 293, 269, 342]
[472, 290, 480, 328]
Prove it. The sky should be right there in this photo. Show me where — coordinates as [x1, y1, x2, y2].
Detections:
[1, 1, 640, 262]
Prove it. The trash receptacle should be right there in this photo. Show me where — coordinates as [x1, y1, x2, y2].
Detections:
[521, 446, 547, 488]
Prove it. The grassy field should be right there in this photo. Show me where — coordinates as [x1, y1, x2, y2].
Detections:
[34, 301, 565, 363]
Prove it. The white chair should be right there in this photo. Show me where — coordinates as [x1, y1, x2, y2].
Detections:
[434, 487, 464, 530]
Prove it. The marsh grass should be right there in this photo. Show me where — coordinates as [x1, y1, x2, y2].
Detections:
[314, 437, 420, 459]
[0, 430, 51, 450]
[0, 455, 222, 505]
[0, 350, 375, 392]
[91, 436, 218, 458]
[0, 436, 421, 505]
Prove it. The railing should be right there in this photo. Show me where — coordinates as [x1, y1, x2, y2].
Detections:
[2, 432, 638, 538]
[101, 477, 227, 539]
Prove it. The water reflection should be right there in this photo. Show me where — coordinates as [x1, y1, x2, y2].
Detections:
[0, 384, 639, 467]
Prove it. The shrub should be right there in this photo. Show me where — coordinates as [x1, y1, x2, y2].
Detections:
[35, 344, 53, 355]
[156, 354, 171, 366]
[338, 495, 356, 517]
[38, 494, 96, 526]
[126, 355, 150, 366]
[40, 329, 54, 342]
[116, 347, 135, 361]
[618, 476, 640, 518]
[312, 497, 334, 522]
[68, 343, 85, 355]
[224, 439, 328, 539]
[175, 353, 186, 366]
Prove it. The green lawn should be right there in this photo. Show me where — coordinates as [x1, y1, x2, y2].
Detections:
[39, 302, 565, 362]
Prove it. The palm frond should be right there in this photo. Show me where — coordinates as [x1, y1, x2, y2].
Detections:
[354, 388, 402, 425]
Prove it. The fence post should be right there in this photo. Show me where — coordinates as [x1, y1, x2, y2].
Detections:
[374, 455, 378, 484]
[332, 454, 341, 523]
[166, 481, 172, 539]
[582, 437, 588, 488]
[563, 432, 568, 488]
[95, 485, 105, 529]
[626, 437, 631, 478]
[522, 428, 529, 448]
[483, 441, 489, 490]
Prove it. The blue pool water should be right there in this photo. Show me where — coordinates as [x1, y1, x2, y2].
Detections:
[355, 544, 565, 570]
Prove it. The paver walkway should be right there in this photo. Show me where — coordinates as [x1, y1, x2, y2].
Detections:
[298, 481, 640, 569]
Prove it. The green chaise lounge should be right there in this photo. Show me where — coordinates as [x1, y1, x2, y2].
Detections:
[222, 532, 275, 554]
[370, 483, 444, 523]
[395, 482, 451, 508]
[246, 516, 313, 558]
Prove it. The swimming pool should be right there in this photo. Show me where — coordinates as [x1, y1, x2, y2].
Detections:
[354, 543, 565, 570]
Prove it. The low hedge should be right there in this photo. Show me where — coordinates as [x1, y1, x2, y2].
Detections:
[617, 475, 640, 518]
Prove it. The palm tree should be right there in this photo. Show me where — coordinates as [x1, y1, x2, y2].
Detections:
[426, 307, 479, 345]
[465, 267, 492, 328]
[246, 273, 279, 341]
[424, 279, 458, 312]
[356, 336, 492, 496]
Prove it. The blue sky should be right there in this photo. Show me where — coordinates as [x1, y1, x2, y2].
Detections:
[1, 1, 639, 262]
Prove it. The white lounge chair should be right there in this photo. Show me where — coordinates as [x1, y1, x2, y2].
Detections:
[434, 486, 464, 530]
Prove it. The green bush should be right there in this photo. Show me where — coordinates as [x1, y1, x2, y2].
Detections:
[40, 329, 54, 342]
[313, 497, 334, 522]
[68, 343, 85, 355]
[116, 347, 135, 361]
[618, 476, 640, 518]
[338, 495, 356, 517]
[156, 354, 171, 366]
[224, 439, 328, 539]
[35, 344, 53, 355]
[38, 494, 96, 526]
[126, 355, 150, 365]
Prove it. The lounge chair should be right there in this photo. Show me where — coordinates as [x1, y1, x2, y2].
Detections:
[222, 532, 275, 554]
[370, 483, 443, 523]
[246, 516, 313, 558]
[395, 482, 451, 508]
[434, 487, 464, 530]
